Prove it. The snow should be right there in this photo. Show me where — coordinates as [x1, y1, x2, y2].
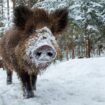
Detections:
[33, 0, 69, 11]
[69, 4, 80, 10]
[0, 0, 13, 33]
[0, 57, 105, 105]
[74, 16, 84, 21]
[91, 2, 103, 8]
[87, 25, 98, 32]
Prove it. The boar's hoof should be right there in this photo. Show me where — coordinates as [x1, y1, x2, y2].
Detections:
[24, 91, 34, 98]
[7, 78, 12, 85]
[7, 81, 12, 85]
[32, 85, 36, 90]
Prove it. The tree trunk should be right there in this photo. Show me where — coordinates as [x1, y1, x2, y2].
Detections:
[1, 0, 3, 19]
[66, 46, 69, 60]
[27, 0, 32, 7]
[7, 0, 10, 24]
[11, 0, 16, 10]
[85, 37, 91, 58]
[72, 47, 75, 59]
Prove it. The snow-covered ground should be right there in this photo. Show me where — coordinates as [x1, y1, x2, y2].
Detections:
[0, 57, 105, 105]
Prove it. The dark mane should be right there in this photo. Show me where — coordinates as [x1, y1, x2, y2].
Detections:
[33, 8, 50, 26]
[13, 6, 68, 34]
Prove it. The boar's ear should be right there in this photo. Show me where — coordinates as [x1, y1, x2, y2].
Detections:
[50, 8, 69, 34]
[13, 5, 32, 29]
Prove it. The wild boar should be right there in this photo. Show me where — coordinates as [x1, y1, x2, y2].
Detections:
[0, 5, 68, 98]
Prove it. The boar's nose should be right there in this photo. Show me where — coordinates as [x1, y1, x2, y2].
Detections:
[34, 45, 56, 62]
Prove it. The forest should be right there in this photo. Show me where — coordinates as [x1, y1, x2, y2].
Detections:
[0, 1, 105, 104]
[0, 0, 105, 60]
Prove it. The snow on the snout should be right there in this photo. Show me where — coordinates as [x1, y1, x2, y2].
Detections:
[25, 27, 57, 67]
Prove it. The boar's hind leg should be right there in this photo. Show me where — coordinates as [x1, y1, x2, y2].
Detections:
[32, 75, 37, 90]
[7, 69, 13, 84]
[19, 72, 34, 98]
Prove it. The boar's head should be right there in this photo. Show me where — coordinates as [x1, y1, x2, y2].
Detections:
[14, 6, 68, 73]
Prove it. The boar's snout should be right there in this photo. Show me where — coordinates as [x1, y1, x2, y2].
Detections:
[25, 27, 59, 68]
[34, 45, 56, 63]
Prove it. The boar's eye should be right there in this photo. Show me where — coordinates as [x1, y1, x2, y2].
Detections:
[29, 28, 36, 34]
[32, 29, 36, 33]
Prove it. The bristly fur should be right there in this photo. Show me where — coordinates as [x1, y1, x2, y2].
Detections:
[32, 8, 50, 27]
[50, 8, 69, 34]
[0, 6, 69, 98]
[13, 6, 68, 33]
[13, 5, 33, 29]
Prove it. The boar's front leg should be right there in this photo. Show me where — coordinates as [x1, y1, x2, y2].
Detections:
[19, 72, 34, 98]
[32, 74, 37, 90]
[6, 69, 13, 84]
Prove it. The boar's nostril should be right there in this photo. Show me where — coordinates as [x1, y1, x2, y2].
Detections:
[42, 36, 47, 40]
[34, 45, 56, 61]
[47, 52, 53, 57]
[36, 52, 42, 57]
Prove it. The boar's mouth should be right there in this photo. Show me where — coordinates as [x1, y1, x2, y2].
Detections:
[37, 62, 50, 70]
